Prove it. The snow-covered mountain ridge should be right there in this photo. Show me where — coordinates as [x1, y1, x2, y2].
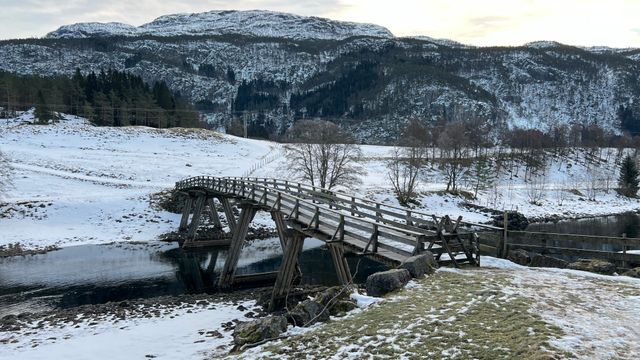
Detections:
[2, 10, 640, 143]
[46, 10, 394, 40]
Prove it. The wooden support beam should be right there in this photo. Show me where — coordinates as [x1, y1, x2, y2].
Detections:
[179, 195, 194, 231]
[271, 211, 302, 280]
[217, 204, 258, 289]
[328, 242, 352, 285]
[205, 251, 219, 274]
[185, 194, 206, 245]
[413, 235, 424, 256]
[269, 231, 305, 311]
[207, 198, 223, 229]
[220, 197, 237, 233]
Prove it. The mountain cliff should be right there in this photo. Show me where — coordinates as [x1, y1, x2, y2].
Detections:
[2, 10, 640, 143]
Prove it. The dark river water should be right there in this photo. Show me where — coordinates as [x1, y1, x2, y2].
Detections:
[3, 213, 637, 317]
[0, 239, 387, 317]
[527, 212, 640, 238]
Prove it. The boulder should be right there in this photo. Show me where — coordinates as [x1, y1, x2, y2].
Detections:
[365, 269, 411, 297]
[329, 300, 357, 317]
[529, 254, 568, 269]
[233, 316, 287, 346]
[314, 286, 349, 307]
[567, 259, 617, 275]
[286, 299, 329, 327]
[400, 252, 438, 278]
[507, 249, 531, 266]
[622, 267, 640, 278]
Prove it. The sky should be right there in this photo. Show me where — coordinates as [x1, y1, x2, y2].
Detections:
[1, 0, 640, 47]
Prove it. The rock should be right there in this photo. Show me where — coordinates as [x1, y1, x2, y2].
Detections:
[507, 249, 531, 266]
[365, 269, 411, 297]
[286, 300, 328, 327]
[568, 259, 617, 275]
[622, 267, 640, 278]
[400, 252, 438, 278]
[232, 316, 287, 346]
[529, 254, 568, 269]
[492, 211, 529, 230]
[314, 286, 349, 306]
[329, 300, 357, 317]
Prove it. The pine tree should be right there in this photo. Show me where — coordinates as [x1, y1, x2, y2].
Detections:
[618, 155, 639, 197]
[34, 90, 53, 124]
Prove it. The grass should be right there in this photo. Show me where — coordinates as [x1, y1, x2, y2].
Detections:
[238, 269, 570, 359]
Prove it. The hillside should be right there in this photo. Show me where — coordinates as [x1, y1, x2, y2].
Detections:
[2, 112, 640, 251]
[1, 10, 640, 143]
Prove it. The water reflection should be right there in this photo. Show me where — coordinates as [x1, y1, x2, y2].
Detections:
[527, 212, 640, 238]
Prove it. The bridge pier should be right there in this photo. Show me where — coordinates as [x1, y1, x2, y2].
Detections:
[220, 197, 237, 233]
[179, 195, 194, 232]
[269, 230, 306, 311]
[185, 193, 207, 244]
[207, 198, 223, 230]
[217, 203, 258, 289]
[327, 242, 352, 285]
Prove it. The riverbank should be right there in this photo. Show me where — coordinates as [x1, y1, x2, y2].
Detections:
[2, 257, 639, 359]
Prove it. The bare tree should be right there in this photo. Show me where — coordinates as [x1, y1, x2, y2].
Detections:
[0, 148, 12, 200]
[585, 166, 604, 201]
[526, 172, 548, 205]
[554, 181, 568, 206]
[387, 146, 426, 205]
[284, 120, 364, 190]
[437, 122, 469, 193]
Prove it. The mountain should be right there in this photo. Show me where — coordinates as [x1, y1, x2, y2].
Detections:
[2, 10, 640, 143]
[46, 10, 394, 40]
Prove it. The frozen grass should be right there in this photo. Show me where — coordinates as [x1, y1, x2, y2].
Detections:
[238, 270, 568, 359]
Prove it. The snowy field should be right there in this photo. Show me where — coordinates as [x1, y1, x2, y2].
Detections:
[2, 111, 640, 250]
[0, 111, 280, 249]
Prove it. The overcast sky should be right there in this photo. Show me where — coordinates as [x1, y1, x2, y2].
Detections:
[2, 0, 639, 47]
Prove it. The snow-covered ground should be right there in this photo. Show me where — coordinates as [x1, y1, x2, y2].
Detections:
[2, 113, 640, 358]
[0, 111, 280, 249]
[483, 257, 640, 359]
[2, 111, 640, 250]
[0, 299, 258, 359]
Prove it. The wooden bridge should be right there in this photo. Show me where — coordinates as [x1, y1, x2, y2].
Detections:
[174, 176, 483, 308]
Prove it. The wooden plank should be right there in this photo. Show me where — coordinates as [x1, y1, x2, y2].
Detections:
[218, 204, 257, 289]
[183, 239, 231, 248]
[207, 198, 223, 229]
[233, 271, 279, 285]
[186, 194, 206, 242]
[179, 195, 194, 231]
[220, 197, 237, 233]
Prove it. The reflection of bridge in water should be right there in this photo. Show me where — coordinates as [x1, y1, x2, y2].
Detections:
[175, 176, 482, 309]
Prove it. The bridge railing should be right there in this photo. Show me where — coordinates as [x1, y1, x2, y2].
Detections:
[226, 177, 501, 232]
[175, 176, 473, 259]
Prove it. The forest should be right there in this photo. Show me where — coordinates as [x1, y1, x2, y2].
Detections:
[0, 69, 204, 128]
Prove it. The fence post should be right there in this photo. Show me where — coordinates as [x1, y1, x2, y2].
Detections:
[502, 211, 508, 258]
[622, 233, 628, 270]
